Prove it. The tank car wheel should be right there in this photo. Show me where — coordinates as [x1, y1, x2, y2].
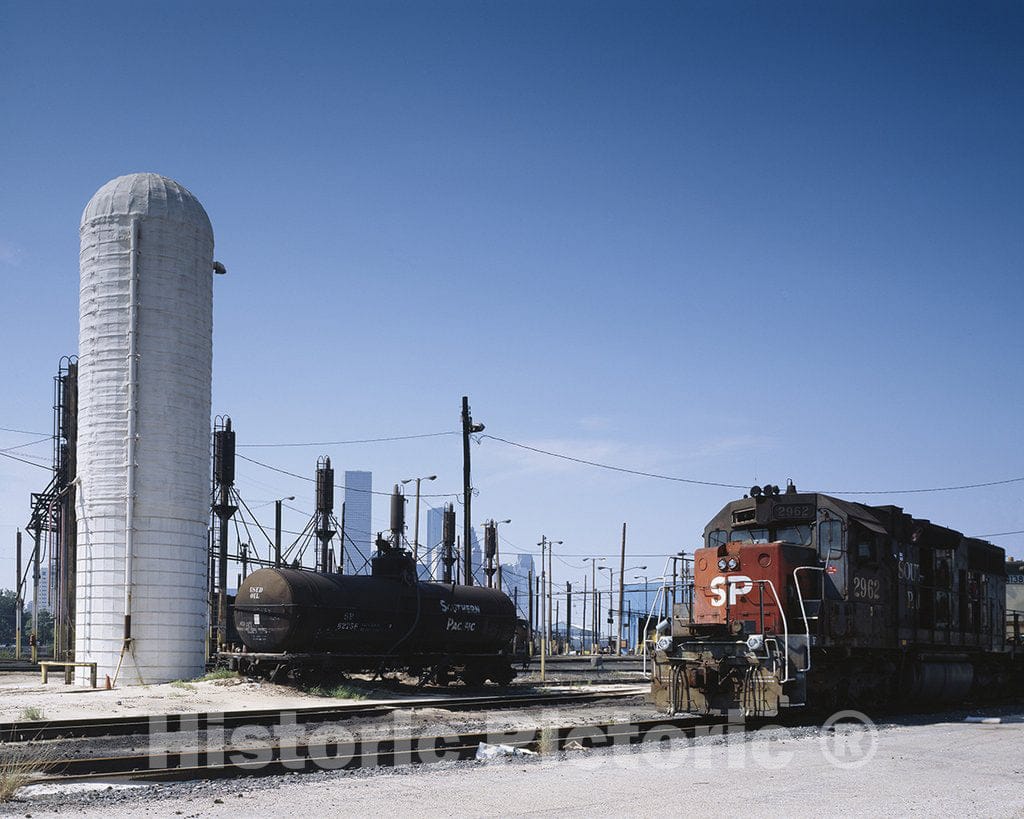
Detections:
[434, 666, 453, 687]
[293, 666, 326, 689]
[490, 663, 516, 687]
[461, 665, 487, 688]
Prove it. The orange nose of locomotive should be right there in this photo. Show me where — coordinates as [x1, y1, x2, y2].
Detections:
[693, 541, 789, 637]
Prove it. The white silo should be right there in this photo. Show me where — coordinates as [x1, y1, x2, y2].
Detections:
[76, 173, 215, 685]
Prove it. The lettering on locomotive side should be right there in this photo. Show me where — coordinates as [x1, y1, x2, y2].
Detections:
[440, 600, 481, 615]
[249, 586, 264, 600]
[897, 561, 920, 583]
[446, 618, 477, 632]
[853, 576, 881, 601]
[709, 575, 754, 606]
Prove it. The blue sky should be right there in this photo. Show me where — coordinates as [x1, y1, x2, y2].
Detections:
[2, 1, 1022, 598]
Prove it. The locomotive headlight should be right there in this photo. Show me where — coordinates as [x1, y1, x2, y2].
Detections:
[727, 557, 739, 570]
[718, 558, 728, 571]
[746, 634, 764, 652]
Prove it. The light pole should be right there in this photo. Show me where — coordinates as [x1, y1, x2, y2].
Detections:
[401, 475, 436, 562]
[600, 564, 645, 653]
[583, 557, 605, 653]
[274, 496, 295, 568]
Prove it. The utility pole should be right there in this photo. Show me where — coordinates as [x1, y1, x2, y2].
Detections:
[584, 557, 604, 653]
[582, 575, 587, 655]
[617, 522, 626, 655]
[539, 538, 546, 680]
[461, 396, 484, 585]
[15, 530, 22, 660]
[566, 582, 573, 653]
[527, 567, 533, 656]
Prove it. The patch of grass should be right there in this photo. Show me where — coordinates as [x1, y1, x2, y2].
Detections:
[200, 668, 238, 681]
[0, 745, 57, 802]
[17, 707, 44, 722]
[170, 680, 196, 692]
[307, 683, 367, 700]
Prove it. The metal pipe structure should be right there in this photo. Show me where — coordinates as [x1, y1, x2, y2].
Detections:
[274, 497, 294, 567]
[123, 217, 140, 651]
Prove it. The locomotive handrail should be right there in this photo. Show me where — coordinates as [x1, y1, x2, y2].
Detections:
[749, 578, 790, 684]
[793, 566, 825, 673]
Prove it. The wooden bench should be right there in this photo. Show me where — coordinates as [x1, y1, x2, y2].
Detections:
[39, 661, 98, 688]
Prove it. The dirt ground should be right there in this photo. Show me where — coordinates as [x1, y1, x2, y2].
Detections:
[0, 670, 644, 723]
[7, 708, 1024, 817]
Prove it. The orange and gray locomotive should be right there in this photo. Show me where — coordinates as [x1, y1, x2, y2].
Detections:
[651, 483, 1021, 716]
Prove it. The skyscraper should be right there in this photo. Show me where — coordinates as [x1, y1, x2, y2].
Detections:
[343, 471, 372, 575]
[424, 505, 444, 581]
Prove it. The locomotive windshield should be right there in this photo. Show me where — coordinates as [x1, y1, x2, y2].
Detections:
[707, 525, 812, 547]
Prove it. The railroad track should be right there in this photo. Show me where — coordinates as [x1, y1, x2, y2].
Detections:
[1, 686, 647, 742]
[25, 712, 728, 785]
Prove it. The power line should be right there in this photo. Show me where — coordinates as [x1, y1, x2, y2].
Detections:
[479, 434, 1024, 496]
[236, 453, 461, 499]
[0, 450, 52, 470]
[975, 530, 1024, 538]
[237, 431, 459, 448]
[479, 434, 749, 489]
[0, 425, 49, 436]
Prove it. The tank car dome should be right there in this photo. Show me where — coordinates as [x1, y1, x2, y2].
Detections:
[81, 172, 212, 233]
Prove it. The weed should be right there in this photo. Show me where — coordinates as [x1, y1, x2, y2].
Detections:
[0, 744, 57, 801]
[170, 680, 196, 692]
[306, 683, 367, 700]
[200, 668, 238, 681]
[17, 707, 44, 722]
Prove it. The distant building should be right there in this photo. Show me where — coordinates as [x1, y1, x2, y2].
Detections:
[35, 565, 53, 613]
[498, 553, 535, 620]
[423, 506, 445, 581]
[343, 471, 372, 575]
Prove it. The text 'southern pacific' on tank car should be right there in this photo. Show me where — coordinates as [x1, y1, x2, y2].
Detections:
[227, 543, 519, 687]
[651, 482, 1023, 716]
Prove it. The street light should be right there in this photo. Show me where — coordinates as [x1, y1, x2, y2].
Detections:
[274, 496, 295, 567]
[583, 557, 605, 653]
[401, 475, 436, 562]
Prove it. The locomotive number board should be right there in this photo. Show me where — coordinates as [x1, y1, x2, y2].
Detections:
[771, 502, 815, 521]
